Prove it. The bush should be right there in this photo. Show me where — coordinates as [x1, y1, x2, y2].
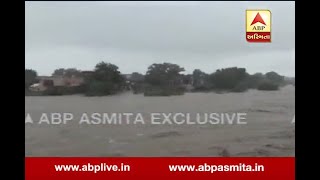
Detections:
[265, 71, 284, 84]
[40, 85, 86, 96]
[257, 81, 279, 91]
[192, 86, 212, 92]
[232, 82, 249, 92]
[85, 81, 116, 96]
[42, 87, 63, 96]
[209, 67, 248, 89]
[132, 83, 145, 94]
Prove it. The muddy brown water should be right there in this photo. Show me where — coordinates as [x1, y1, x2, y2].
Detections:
[25, 85, 295, 157]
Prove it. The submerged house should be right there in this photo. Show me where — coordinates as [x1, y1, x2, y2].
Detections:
[29, 75, 84, 92]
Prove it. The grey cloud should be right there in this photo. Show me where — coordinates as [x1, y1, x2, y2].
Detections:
[25, 1, 295, 76]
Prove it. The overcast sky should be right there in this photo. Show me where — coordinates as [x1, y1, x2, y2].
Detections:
[25, 1, 295, 77]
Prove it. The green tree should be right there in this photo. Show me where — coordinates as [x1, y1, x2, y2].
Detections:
[245, 72, 265, 88]
[65, 68, 82, 78]
[210, 67, 248, 89]
[85, 62, 125, 96]
[192, 69, 208, 87]
[130, 72, 145, 82]
[52, 68, 65, 76]
[52, 68, 82, 77]
[265, 71, 284, 84]
[129, 72, 145, 94]
[145, 63, 185, 86]
[144, 63, 185, 96]
[25, 69, 38, 89]
[93, 62, 124, 83]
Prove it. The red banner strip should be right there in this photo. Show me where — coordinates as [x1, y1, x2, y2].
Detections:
[25, 157, 294, 180]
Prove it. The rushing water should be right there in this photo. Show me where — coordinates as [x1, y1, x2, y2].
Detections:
[25, 86, 295, 157]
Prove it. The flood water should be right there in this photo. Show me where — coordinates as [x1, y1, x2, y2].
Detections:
[25, 85, 295, 157]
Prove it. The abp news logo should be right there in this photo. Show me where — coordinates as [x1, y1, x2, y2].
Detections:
[246, 9, 272, 43]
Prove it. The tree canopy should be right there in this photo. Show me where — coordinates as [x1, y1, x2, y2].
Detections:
[210, 67, 248, 89]
[25, 69, 38, 88]
[85, 62, 125, 96]
[52, 68, 82, 77]
[145, 63, 185, 86]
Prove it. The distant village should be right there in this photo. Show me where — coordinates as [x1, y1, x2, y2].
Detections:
[25, 62, 295, 96]
[28, 71, 194, 93]
[29, 71, 87, 92]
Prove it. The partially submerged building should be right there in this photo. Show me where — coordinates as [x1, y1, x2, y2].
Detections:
[29, 75, 84, 92]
